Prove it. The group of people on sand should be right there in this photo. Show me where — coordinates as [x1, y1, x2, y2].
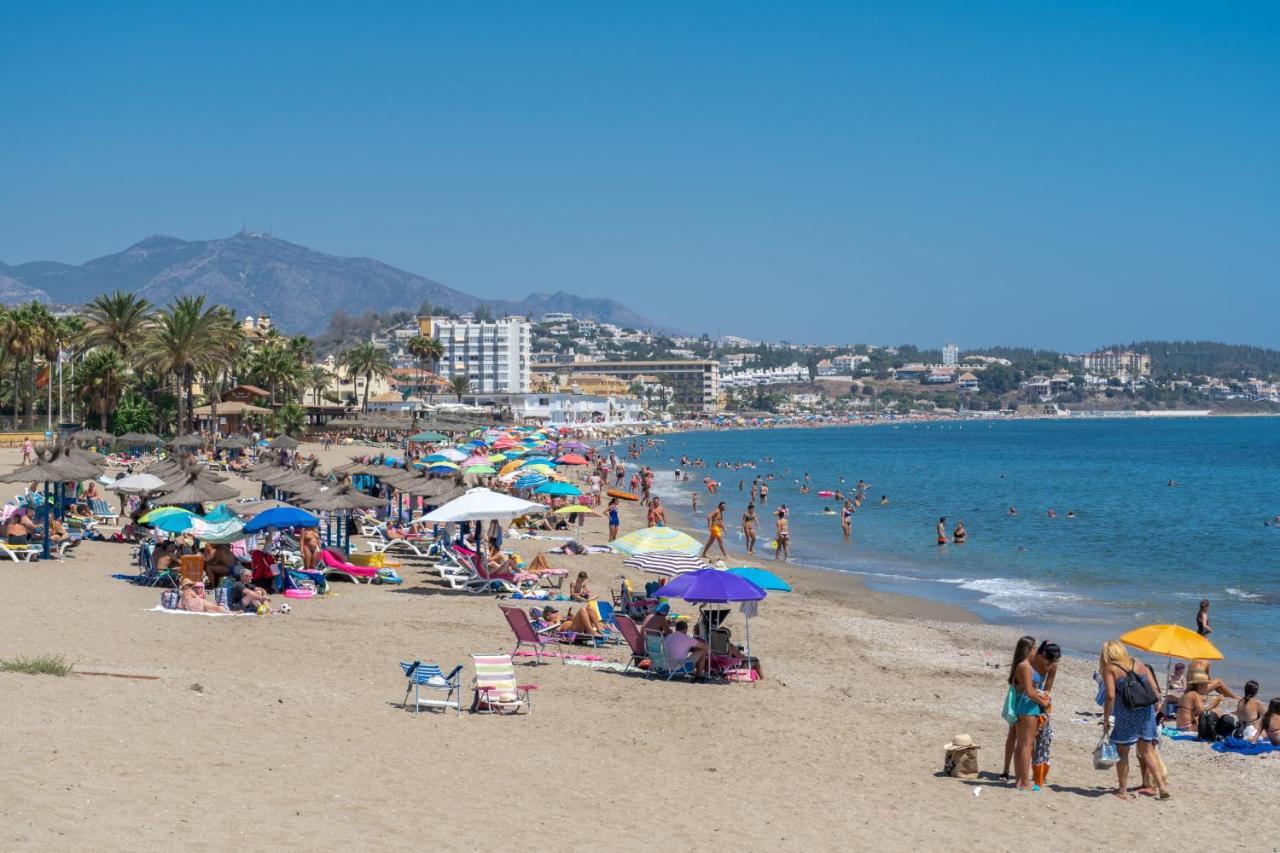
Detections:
[997, 599, 1279, 801]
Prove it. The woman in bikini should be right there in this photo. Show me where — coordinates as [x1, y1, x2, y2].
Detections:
[773, 510, 789, 562]
[841, 501, 853, 541]
[1253, 698, 1280, 745]
[742, 503, 758, 555]
[1234, 680, 1266, 740]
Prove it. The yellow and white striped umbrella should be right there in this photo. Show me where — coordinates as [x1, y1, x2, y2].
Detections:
[609, 526, 703, 556]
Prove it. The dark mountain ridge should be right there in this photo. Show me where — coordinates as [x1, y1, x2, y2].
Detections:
[0, 232, 667, 335]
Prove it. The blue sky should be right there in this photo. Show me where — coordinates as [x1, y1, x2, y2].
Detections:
[1, 1, 1276, 350]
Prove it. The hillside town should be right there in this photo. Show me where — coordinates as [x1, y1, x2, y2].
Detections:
[3, 293, 1278, 440]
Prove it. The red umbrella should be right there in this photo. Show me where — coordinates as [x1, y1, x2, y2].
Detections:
[556, 453, 588, 465]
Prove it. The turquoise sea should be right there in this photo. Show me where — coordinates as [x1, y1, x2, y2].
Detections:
[642, 418, 1280, 684]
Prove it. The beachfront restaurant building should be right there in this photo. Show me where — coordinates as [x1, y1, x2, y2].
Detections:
[454, 391, 643, 426]
[531, 360, 721, 412]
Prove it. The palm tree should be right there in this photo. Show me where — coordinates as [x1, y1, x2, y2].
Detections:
[250, 344, 305, 406]
[449, 374, 472, 402]
[407, 335, 444, 397]
[306, 365, 331, 405]
[273, 401, 307, 436]
[81, 291, 153, 361]
[76, 348, 129, 429]
[341, 342, 393, 413]
[141, 296, 238, 434]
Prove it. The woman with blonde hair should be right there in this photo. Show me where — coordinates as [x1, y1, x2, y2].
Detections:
[1099, 639, 1169, 800]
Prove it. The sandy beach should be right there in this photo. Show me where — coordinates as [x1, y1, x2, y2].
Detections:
[1, 441, 1276, 852]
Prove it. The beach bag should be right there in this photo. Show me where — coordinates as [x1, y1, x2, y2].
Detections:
[1197, 710, 1220, 742]
[160, 590, 180, 610]
[1215, 713, 1238, 740]
[1001, 685, 1019, 726]
[1093, 736, 1120, 769]
[944, 747, 979, 778]
[1117, 666, 1158, 710]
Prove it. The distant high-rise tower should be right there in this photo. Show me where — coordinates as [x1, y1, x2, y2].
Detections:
[942, 342, 959, 366]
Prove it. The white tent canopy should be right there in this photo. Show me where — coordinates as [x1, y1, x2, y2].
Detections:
[421, 487, 545, 523]
[105, 473, 167, 494]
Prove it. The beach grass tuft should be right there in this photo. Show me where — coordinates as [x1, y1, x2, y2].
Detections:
[0, 654, 73, 677]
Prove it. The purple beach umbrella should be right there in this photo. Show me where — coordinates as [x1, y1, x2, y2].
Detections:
[657, 569, 766, 603]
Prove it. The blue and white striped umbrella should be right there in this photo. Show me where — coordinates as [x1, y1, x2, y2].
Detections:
[514, 473, 549, 490]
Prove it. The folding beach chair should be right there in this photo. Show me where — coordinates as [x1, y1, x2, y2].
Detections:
[400, 660, 463, 715]
[470, 653, 537, 714]
[179, 554, 205, 587]
[1, 543, 40, 562]
[613, 614, 649, 673]
[90, 498, 119, 526]
[498, 605, 564, 665]
[644, 631, 695, 681]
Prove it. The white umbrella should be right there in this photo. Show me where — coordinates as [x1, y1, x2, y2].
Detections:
[105, 473, 167, 494]
[421, 487, 545, 523]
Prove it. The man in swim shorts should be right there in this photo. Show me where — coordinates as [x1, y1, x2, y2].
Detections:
[701, 502, 728, 559]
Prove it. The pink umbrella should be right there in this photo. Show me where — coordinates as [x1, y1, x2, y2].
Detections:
[556, 453, 588, 465]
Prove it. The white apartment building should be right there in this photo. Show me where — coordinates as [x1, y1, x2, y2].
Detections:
[431, 316, 532, 393]
[541, 312, 574, 324]
[942, 342, 959, 366]
[1078, 350, 1151, 377]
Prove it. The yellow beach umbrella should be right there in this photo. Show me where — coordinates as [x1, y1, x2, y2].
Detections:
[498, 459, 526, 477]
[1120, 624, 1222, 661]
[553, 504, 600, 516]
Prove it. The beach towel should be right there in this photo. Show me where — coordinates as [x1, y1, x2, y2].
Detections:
[513, 649, 604, 662]
[1212, 737, 1277, 756]
[144, 606, 250, 618]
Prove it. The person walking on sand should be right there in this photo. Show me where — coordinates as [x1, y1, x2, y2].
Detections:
[21, 438, 34, 465]
[1099, 639, 1170, 800]
[606, 498, 620, 542]
[742, 502, 758, 555]
[773, 509, 789, 562]
[702, 502, 728, 559]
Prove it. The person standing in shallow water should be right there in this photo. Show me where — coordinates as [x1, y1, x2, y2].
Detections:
[936, 517, 948, 545]
[1196, 599, 1212, 636]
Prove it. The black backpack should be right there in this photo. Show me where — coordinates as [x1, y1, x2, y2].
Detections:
[1117, 664, 1159, 710]
[1198, 710, 1220, 742]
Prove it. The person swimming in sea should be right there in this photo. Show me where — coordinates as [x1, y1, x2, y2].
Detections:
[823, 506, 835, 515]
[880, 495, 888, 506]
[1009, 506, 1018, 516]
[936, 517, 948, 545]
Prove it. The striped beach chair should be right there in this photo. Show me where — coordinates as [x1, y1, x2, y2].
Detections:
[470, 654, 537, 714]
[90, 498, 119, 526]
[400, 660, 463, 715]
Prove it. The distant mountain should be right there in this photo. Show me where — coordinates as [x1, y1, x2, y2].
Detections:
[0, 232, 668, 335]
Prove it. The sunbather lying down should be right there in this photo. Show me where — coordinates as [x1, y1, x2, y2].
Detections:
[538, 604, 606, 637]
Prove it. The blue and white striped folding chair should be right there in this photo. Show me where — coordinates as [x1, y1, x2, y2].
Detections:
[400, 660, 463, 715]
[644, 631, 695, 680]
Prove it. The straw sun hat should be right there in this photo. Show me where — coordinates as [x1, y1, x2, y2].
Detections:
[944, 734, 979, 751]
[1188, 672, 1210, 685]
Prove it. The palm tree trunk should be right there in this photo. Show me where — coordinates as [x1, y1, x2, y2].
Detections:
[362, 372, 371, 413]
[11, 361, 20, 431]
